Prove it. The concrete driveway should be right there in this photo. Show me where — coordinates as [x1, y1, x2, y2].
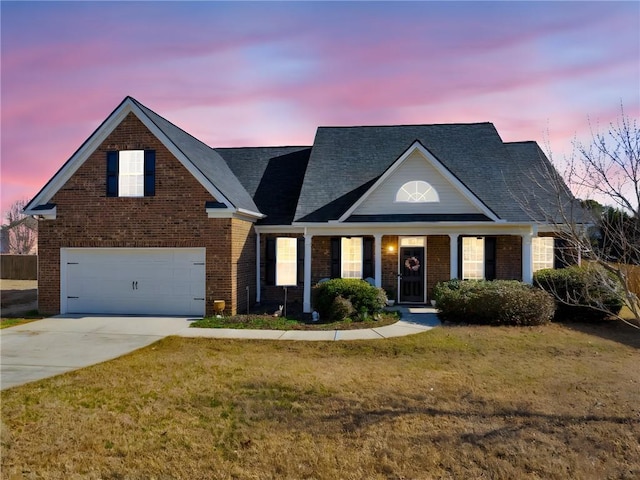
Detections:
[0, 315, 195, 390]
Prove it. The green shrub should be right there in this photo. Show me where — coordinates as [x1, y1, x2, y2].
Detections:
[313, 278, 387, 321]
[434, 279, 556, 326]
[331, 296, 355, 321]
[534, 265, 624, 321]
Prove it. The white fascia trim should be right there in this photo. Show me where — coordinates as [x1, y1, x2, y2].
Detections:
[237, 208, 265, 219]
[337, 141, 501, 223]
[206, 208, 264, 221]
[291, 222, 537, 237]
[28, 206, 57, 220]
[255, 225, 306, 234]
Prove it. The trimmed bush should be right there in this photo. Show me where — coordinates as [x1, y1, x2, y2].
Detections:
[313, 278, 387, 321]
[434, 279, 556, 326]
[534, 265, 624, 321]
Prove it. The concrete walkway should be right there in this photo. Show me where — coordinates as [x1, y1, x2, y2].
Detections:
[180, 306, 441, 341]
[1, 307, 439, 389]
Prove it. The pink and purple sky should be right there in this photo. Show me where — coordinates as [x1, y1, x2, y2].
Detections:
[1, 1, 639, 216]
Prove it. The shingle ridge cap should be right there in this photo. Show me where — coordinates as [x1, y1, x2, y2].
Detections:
[316, 121, 495, 129]
[215, 145, 311, 150]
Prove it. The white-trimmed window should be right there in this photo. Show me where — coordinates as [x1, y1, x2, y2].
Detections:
[276, 237, 297, 286]
[341, 237, 363, 278]
[533, 237, 555, 272]
[396, 180, 439, 203]
[107, 150, 155, 198]
[118, 150, 145, 197]
[462, 237, 485, 280]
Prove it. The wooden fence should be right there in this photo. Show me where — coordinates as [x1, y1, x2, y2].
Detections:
[626, 264, 640, 298]
[1, 255, 37, 280]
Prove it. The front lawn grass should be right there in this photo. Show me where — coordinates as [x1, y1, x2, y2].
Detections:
[0, 317, 38, 329]
[2, 322, 639, 479]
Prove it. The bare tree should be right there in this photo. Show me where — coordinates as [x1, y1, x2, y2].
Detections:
[2, 199, 37, 255]
[519, 107, 639, 329]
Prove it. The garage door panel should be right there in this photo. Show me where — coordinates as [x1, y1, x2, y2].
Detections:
[63, 248, 206, 316]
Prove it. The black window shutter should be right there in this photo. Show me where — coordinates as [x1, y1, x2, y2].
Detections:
[363, 237, 374, 279]
[485, 237, 497, 280]
[297, 238, 304, 285]
[106, 151, 118, 197]
[265, 238, 276, 286]
[554, 238, 569, 269]
[144, 150, 156, 197]
[330, 237, 341, 278]
[457, 236, 463, 279]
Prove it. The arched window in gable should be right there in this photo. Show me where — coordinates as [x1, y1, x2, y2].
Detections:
[395, 180, 439, 203]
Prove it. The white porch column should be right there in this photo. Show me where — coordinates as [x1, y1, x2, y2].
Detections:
[374, 233, 382, 288]
[255, 231, 261, 304]
[303, 232, 313, 313]
[449, 234, 459, 279]
[522, 233, 533, 284]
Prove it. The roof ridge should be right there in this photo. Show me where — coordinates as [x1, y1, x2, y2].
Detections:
[316, 121, 495, 129]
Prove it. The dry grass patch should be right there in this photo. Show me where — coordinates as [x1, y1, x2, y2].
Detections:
[2, 323, 639, 479]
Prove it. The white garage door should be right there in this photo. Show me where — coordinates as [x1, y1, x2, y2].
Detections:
[61, 248, 206, 316]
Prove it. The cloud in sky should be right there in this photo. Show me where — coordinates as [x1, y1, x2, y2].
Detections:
[1, 1, 638, 212]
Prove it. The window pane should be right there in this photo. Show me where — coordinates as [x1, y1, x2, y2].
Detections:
[276, 237, 297, 285]
[395, 180, 439, 203]
[119, 150, 144, 197]
[533, 237, 555, 272]
[462, 237, 484, 280]
[341, 237, 363, 279]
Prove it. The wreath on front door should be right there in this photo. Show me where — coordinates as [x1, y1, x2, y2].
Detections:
[405, 256, 420, 271]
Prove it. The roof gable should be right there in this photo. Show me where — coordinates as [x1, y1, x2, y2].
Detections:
[25, 97, 260, 218]
[293, 123, 514, 223]
[342, 141, 499, 222]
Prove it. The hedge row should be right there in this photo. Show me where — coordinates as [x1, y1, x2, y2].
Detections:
[534, 264, 624, 321]
[433, 279, 556, 326]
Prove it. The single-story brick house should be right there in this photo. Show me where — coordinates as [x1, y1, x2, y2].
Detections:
[24, 96, 572, 316]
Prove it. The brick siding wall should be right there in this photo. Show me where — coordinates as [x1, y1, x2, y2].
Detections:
[38, 112, 253, 315]
[496, 235, 522, 280]
[426, 235, 450, 300]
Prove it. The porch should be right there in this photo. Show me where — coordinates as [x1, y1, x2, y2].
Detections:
[256, 228, 550, 313]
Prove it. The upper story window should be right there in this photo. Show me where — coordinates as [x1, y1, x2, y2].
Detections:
[106, 150, 155, 197]
[395, 180, 439, 203]
[533, 237, 555, 272]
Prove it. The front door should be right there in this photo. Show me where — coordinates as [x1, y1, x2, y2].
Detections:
[399, 246, 425, 303]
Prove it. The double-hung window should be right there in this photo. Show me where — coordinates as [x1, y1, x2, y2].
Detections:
[532, 237, 555, 272]
[265, 237, 303, 286]
[341, 237, 363, 278]
[462, 237, 485, 280]
[107, 150, 155, 197]
[330, 237, 373, 280]
[276, 237, 297, 286]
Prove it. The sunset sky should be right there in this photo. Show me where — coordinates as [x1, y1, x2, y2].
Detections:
[2, 1, 639, 215]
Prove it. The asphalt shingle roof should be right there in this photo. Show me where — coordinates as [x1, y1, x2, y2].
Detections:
[215, 147, 311, 225]
[293, 123, 562, 223]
